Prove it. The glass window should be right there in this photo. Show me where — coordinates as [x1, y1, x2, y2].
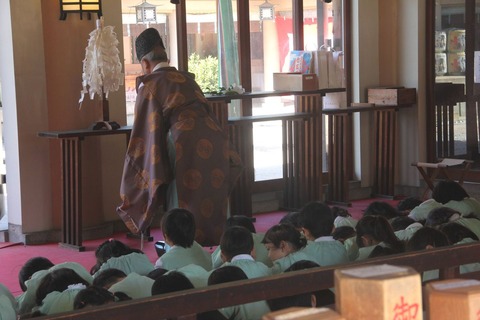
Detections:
[250, 0, 345, 180]
[122, 1, 176, 125]
[121, 0, 346, 181]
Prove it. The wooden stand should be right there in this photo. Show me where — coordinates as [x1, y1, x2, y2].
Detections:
[38, 127, 132, 251]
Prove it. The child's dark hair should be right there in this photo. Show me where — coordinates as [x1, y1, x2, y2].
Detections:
[225, 215, 256, 233]
[406, 227, 450, 251]
[355, 215, 405, 253]
[279, 211, 303, 229]
[19, 257, 54, 292]
[390, 216, 417, 231]
[432, 180, 469, 204]
[208, 266, 248, 285]
[363, 201, 400, 220]
[161, 208, 196, 248]
[92, 268, 127, 289]
[151, 271, 194, 296]
[262, 224, 307, 250]
[220, 226, 254, 261]
[285, 260, 320, 271]
[146, 268, 169, 281]
[331, 206, 351, 218]
[439, 222, 479, 244]
[267, 260, 334, 311]
[425, 207, 459, 227]
[35, 268, 90, 306]
[332, 226, 356, 243]
[397, 197, 422, 212]
[73, 286, 131, 310]
[298, 201, 334, 238]
[368, 246, 400, 258]
[91, 239, 143, 274]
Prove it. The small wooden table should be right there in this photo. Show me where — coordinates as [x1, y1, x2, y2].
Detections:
[411, 158, 473, 199]
[38, 126, 132, 251]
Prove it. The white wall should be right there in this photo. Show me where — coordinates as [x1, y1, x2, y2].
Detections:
[0, 0, 127, 239]
[0, 0, 22, 226]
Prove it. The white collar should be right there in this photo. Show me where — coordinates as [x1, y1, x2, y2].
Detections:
[231, 254, 254, 262]
[315, 236, 335, 242]
[152, 61, 170, 72]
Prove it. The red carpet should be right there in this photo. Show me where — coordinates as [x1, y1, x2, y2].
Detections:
[0, 198, 399, 297]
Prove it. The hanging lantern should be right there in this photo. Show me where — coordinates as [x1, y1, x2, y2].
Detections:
[135, 1, 157, 24]
[59, 0, 102, 20]
[259, 0, 275, 21]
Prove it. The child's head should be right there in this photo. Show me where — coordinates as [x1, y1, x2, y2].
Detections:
[35, 268, 90, 306]
[390, 216, 417, 231]
[331, 206, 351, 218]
[18, 257, 54, 292]
[396, 197, 422, 213]
[225, 215, 256, 233]
[92, 239, 142, 274]
[425, 207, 460, 227]
[332, 226, 356, 244]
[355, 215, 404, 253]
[151, 271, 194, 296]
[262, 224, 307, 262]
[92, 268, 127, 289]
[432, 180, 469, 204]
[363, 201, 400, 220]
[73, 286, 131, 310]
[146, 268, 169, 281]
[279, 211, 303, 230]
[267, 260, 335, 311]
[298, 201, 334, 240]
[220, 226, 254, 262]
[439, 222, 479, 244]
[161, 208, 196, 248]
[406, 227, 450, 251]
[208, 265, 248, 285]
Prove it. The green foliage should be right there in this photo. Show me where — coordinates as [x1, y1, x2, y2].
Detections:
[188, 53, 219, 93]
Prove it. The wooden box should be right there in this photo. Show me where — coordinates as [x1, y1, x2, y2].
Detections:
[335, 264, 422, 320]
[425, 279, 480, 319]
[263, 307, 344, 320]
[367, 87, 417, 105]
[323, 92, 347, 109]
[273, 73, 318, 91]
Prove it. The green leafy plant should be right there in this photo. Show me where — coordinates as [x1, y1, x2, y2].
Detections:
[188, 53, 219, 93]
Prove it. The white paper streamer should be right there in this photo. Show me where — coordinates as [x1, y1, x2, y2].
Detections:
[79, 17, 124, 106]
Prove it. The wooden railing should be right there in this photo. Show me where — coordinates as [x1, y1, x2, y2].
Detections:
[41, 242, 480, 320]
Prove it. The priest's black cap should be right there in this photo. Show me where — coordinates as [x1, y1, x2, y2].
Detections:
[135, 28, 165, 61]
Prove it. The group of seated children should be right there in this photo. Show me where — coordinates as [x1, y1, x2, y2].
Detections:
[3, 180, 480, 319]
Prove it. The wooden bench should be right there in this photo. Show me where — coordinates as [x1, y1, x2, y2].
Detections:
[41, 242, 480, 319]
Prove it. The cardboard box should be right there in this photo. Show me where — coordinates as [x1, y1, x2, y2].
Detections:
[273, 73, 318, 91]
[425, 279, 480, 320]
[367, 87, 417, 105]
[263, 307, 344, 320]
[335, 264, 422, 320]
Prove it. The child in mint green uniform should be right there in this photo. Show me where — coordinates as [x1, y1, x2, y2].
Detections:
[218, 226, 270, 279]
[262, 224, 315, 274]
[298, 202, 349, 266]
[212, 215, 271, 268]
[92, 239, 154, 277]
[208, 266, 270, 320]
[154, 208, 212, 271]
